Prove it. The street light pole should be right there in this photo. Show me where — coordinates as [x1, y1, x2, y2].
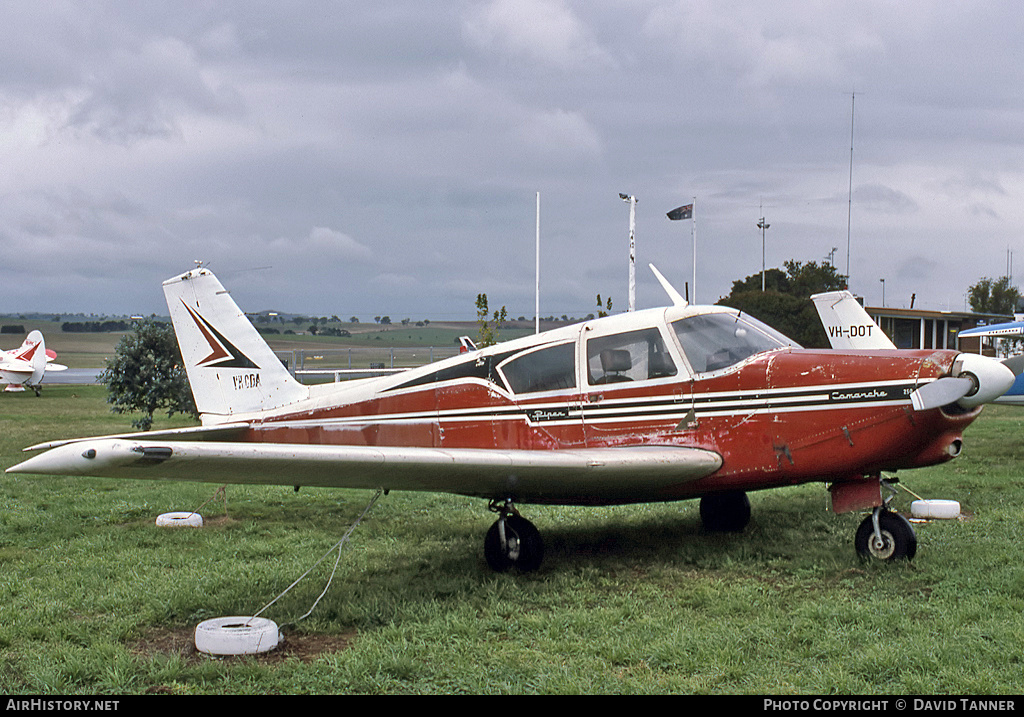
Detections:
[757, 216, 770, 291]
[620, 193, 637, 311]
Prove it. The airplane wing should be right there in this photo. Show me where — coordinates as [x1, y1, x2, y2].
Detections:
[958, 320, 1024, 339]
[7, 439, 723, 504]
[811, 290, 897, 350]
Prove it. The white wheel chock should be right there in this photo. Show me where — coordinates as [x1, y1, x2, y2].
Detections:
[911, 499, 961, 520]
[194, 616, 280, 655]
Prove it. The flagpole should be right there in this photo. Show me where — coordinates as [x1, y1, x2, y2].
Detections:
[535, 191, 540, 334]
[691, 196, 697, 304]
[666, 201, 695, 303]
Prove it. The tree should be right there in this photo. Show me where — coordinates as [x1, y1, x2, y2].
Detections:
[969, 276, 1019, 316]
[476, 293, 508, 347]
[728, 267, 790, 295]
[99, 320, 198, 431]
[718, 260, 848, 348]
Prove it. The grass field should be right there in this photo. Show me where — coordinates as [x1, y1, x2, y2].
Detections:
[2, 387, 1024, 694]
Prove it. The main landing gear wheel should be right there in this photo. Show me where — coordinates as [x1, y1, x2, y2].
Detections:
[855, 508, 917, 561]
[485, 500, 543, 573]
[699, 491, 751, 533]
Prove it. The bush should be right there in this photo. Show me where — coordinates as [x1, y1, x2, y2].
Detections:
[99, 320, 198, 431]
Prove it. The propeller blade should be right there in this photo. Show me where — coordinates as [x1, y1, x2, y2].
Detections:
[910, 377, 975, 411]
[1001, 354, 1024, 376]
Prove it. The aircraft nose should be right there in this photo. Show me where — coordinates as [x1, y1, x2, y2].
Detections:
[953, 353, 1016, 408]
[910, 352, 1016, 411]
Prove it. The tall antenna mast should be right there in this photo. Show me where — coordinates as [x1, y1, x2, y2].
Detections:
[846, 91, 856, 288]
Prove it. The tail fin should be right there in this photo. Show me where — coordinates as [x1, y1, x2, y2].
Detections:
[21, 331, 48, 386]
[163, 267, 309, 419]
[811, 290, 896, 350]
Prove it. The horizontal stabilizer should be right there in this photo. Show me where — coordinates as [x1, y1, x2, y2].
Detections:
[22, 422, 251, 452]
[8, 440, 722, 505]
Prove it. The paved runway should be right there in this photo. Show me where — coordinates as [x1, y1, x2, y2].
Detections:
[46, 369, 103, 385]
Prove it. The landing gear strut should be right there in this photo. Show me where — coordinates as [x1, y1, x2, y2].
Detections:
[484, 499, 543, 572]
[854, 480, 917, 561]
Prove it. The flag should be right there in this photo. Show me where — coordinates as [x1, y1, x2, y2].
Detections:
[667, 203, 693, 221]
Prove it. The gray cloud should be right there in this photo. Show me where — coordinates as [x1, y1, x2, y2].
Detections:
[1, 1, 1023, 321]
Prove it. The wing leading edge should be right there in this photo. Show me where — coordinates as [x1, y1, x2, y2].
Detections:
[7, 440, 722, 505]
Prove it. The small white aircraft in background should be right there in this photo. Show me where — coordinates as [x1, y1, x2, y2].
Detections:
[0, 330, 68, 394]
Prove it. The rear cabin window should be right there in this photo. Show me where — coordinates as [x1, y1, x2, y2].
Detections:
[671, 313, 793, 373]
[586, 327, 678, 385]
[500, 342, 577, 394]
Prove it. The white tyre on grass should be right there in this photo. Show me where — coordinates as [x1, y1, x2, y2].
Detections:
[195, 616, 280, 655]
[910, 499, 961, 519]
[156, 512, 203, 527]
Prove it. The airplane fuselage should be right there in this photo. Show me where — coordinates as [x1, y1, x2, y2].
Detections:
[224, 313, 976, 506]
[13, 266, 1008, 569]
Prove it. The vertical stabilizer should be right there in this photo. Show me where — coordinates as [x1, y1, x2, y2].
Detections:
[26, 331, 47, 386]
[163, 268, 309, 419]
[811, 290, 896, 350]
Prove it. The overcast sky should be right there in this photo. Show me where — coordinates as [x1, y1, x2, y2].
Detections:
[2, 1, 1023, 322]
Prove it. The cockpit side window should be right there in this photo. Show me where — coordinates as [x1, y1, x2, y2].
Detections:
[671, 313, 794, 373]
[586, 327, 678, 385]
[500, 342, 577, 394]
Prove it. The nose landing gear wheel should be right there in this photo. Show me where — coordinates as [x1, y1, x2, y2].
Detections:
[484, 510, 543, 572]
[855, 509, 917, 561]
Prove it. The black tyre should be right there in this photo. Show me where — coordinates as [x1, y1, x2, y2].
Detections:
[699, 491, 751, 533]
[855, 510, 917, 561]
[484, 515, 544, 572]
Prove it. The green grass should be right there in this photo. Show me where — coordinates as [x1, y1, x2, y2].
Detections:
[2, 389, 1024, 694]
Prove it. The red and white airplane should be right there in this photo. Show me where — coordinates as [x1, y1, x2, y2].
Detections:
[0, 330, 67, 394]
[7, 267, 1017, 570]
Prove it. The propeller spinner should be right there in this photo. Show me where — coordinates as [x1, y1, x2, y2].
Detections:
[910, 353, 1017, 411]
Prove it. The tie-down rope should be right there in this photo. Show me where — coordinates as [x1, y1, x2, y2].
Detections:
[248, 488, 384, 629]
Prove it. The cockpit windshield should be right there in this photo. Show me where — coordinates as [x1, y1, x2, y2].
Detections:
[671, 312, 797, 373]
